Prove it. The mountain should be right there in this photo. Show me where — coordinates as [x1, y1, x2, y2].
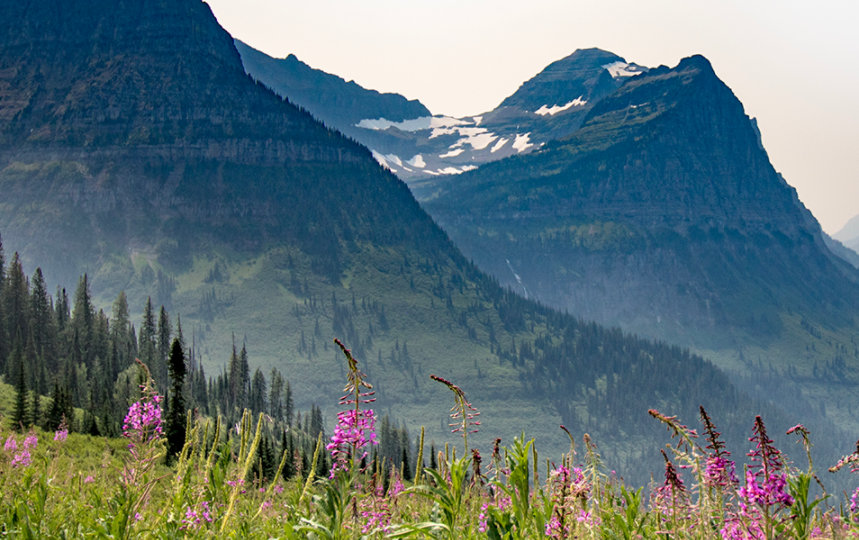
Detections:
[234, 40, 431, 138]
[237, 44, 646, 189]
[834, 213, 859, 254]
[0, 0, 839, 480]
[422, 55, 859, 433]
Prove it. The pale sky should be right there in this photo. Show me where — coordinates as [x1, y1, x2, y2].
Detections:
[204, 0, 859, 234]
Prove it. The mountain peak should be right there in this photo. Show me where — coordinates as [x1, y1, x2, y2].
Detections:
[498, 48, 646, 113]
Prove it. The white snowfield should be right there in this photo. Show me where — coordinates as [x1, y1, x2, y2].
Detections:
[534, 96, 587, 116]
[602, 61, 644, 78]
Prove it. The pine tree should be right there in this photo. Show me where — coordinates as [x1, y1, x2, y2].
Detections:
[250, 367, 267, 414]
[3, 253, 29, 376]
[138, 297, 157, 378]
[285, 380, 294, 427]
[109, 292, 133, 381]
[70, 274, 95, 366]
[269, 368, 284, 421]
[165, 338, 187, 460]
[156, 306, 171, 394]
[29, 268, 57, 384]
[10, 340, 28, 430]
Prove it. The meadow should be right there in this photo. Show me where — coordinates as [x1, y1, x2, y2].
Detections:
[1, 339, 858, 539]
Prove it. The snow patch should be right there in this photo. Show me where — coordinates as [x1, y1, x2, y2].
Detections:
[383, 153, 403, 167]
[356, 115, 468, 132]
[371, 151, 392, 170]
[436, 165, 478, 175]
[439, 147, 465, 158]
[513, 133, 533, 153]
[534, 96, 587, 116]
[472, 116, 483, 126]
[603, 61, 643, 78]
[454, 127, 497, 150]
[491, 138, 509, 153]
[407, 154, 426, 168]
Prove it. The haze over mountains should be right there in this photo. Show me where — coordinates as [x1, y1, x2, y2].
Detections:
[235, 32, 859, 440]
[0, 0, 826, 482]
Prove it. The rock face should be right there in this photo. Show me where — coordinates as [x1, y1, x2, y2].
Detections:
[0, 0, 443, 286]
[424, 55, 859, 346]
[235, 40, 431, 137]
[237, 44, 646, 186]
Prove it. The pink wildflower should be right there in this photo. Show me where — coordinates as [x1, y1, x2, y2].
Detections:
[123, 393, 163, 448]
[11, 450, 31, 468]
[23, 433, 38, 449]
[4, 435, 17, 452]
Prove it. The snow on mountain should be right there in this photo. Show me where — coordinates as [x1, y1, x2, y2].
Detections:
[535, 96, 588, 116]
[602, 61, 647, 78]
[513, 133, 534, 152]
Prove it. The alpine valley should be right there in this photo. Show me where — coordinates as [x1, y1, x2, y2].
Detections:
[0, 0, 852, 486]
[236, 36, 859, 447]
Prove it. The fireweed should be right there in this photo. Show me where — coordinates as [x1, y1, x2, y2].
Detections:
[430, 374, 480, 453]
[327, 338, 378, 476]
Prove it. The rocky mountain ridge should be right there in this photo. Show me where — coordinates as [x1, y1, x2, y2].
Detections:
[236, 44, 646, 186]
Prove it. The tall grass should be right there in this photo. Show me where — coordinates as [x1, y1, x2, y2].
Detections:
[1, 342, 858, 538]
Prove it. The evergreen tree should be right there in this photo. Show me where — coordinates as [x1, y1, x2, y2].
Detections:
[156, 306, 171, 394]
[29, 268, 57, 383]
[10, 340, 28, 430]
[109, 292, 133, 381]
[3, 253, 30, 375]
[45, 383, 72, 432]
[269, 368, 284, 421]
[70, 274, 95, 366]
[30, 389, 41, 427]
[165, 338, 187, 460]
[285, 380, 294, 427]
[250, 367, 267, 414]
[138, 298, 157, 378]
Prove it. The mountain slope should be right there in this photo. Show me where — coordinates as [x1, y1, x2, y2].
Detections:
[234, 40, 431, 136]
[423, 55, 859, 432]
[834, 213, 859, 254]
[237, 44, 646, 188]
[0, 0, 837, 480]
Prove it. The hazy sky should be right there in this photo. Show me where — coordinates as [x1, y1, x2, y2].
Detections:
[204, 0, 859, 234]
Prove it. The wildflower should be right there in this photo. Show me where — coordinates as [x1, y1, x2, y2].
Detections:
[23, 432, 38, 449]
[651, 450, 692, 528]
[181, 501, 214, 530]
[123, 392, 164, 449]
[478, 502, 489, 533]
[328, 339, 377, 476]
[430, 374, 480, 451]
[4, 435, 17, 452]
[54, 416, 69, 442]
[11, 450, 31, 468]
[705, 455, 738, 488]
[850, 487, 859, 523]
[84, 475, 94, 484]
[741, 416, 794, 510]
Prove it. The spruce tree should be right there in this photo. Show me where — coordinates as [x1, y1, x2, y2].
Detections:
[70, 274, 95, 366]
[250, 367, 267, 414]
[156, 306, 171, 394]
[138, 298, 157, 378]
[30, 268, 57, 382]
[165, 338, 187, 460]
[3, 253, 30, 375]
[10, 340, 28, 430]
